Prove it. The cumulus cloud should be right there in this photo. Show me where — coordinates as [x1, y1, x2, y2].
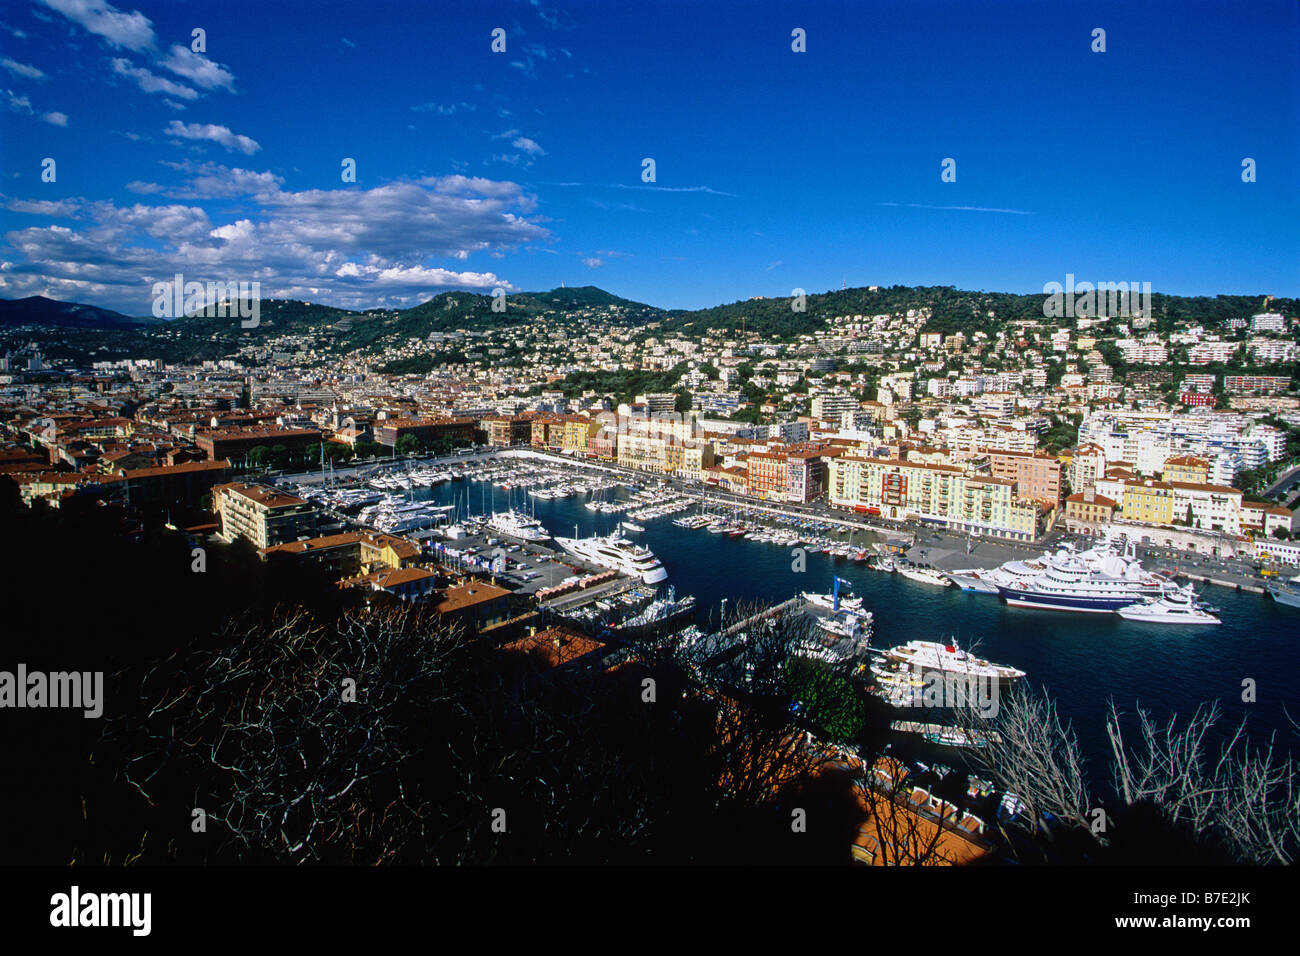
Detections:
[512, 136, 545, 156]
[165, 120, 260, 155]
[0, 175, 547, 312]
[159, 45, 235, 91]
[42, 111, 68, 126]
[112, 58, 198, 100]
[38, 0, 155, 52]
[1, 58, 46, 80]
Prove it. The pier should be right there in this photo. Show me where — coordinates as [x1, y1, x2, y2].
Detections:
[1172, 570, 1266, 594]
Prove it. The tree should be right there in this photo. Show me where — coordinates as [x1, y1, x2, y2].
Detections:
[674, 388, 692, 414]
[246, 445, 272, 468]
[395, 434, 421, 456]
[786, 658, 864, 743]
[1107, 701, 1300, 865]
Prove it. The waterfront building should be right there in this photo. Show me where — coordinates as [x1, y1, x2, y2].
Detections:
[828, 454, 1040, 539]
[213, 482, 318, 548]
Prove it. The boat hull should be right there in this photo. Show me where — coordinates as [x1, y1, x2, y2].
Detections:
[1267, 586, 1300, 608]
[997, 586, 1141, 613]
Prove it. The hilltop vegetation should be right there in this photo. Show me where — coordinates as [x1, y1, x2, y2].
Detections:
[3, 284, 1296, 368]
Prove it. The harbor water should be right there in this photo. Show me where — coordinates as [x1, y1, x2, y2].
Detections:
[419, 477, 1300, 773]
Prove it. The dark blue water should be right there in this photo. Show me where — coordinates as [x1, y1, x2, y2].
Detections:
[425, 479, 1300, 774]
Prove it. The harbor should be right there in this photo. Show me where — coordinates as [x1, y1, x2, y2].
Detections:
[274, 451, 1300, 774]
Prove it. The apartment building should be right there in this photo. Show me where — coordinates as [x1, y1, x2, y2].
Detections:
[374, 416, 476, 448]
[984, 449, 1062, 508]
[828, 455, 1039, 540]
[213, 482, 318, 548]
[1094, 475, 1245, 534]
[1063, 490, 1118, 533]
[1161, 455, 1209, 484]
[1067, 443, 1106, 494]
[482, 415, 531, 447]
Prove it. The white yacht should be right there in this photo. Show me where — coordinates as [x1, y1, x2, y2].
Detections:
[552, 531, 669, 584]
[1116, 584, 1221, 624]
[878, 639, 1026, 682]
[987, 538, 1167, 613]
[944, 569, 1002, 594]
[485, 509, 551, 543]
[895, 564, 952, 587]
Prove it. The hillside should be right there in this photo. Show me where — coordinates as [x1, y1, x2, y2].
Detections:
[1, 285, 1294, 367]
[0, 295, 156, 330]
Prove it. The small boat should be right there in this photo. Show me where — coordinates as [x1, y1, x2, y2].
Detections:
[1266, 573, 1300, 609]
[945, 569, 1001, 594]
[924, 727, 993, 749]
[1116, 584, 1221, 624]
[896, 563, 951, 587]
[620, 520, 645, 533]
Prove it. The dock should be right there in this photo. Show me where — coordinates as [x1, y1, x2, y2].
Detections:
[1173, 570, 1266, 594]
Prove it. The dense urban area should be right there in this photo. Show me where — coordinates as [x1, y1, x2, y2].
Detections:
[1, 284, 1298, 866]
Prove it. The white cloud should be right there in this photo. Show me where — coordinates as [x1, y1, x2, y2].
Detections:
[159, 45, 234, 91]
[1, 58, 46, 80]
[111, 58, 198, 100]
[581, 257, 602, 268]
[38, 0, 155, 52]
[512, 136, 545, 156]
[0, 175, 547, 312]
[877, 202, 1033, 215]
[161, 162, 283, 199]
[165, 120, 260, 155]
[5, 90, 32, 114]
[42, 111, 68, 126]
[412, 101, 474, 114]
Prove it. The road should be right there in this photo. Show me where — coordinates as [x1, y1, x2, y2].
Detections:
[1263, 462, 1300, 500]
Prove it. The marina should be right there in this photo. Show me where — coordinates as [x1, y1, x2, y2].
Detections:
[279, 452, 1300, 773]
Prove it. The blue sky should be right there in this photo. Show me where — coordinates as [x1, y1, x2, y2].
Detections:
[0, 0, 1297, 315]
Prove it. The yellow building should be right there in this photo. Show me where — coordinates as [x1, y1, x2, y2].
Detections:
[561, 416, 598, 454]
[1161, 455, 1209, 485]
[1119, 480, 1175, 527]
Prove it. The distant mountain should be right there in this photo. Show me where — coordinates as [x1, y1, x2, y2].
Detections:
[161, 287, 666, 350]
[0, 295, 158, 330]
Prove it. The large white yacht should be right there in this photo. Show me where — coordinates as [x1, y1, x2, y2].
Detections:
[485, 509, 551, 543]
[960, 537, 1168, 613]
[552, 531, 669, 583]
[878, 639, 1026, 682]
